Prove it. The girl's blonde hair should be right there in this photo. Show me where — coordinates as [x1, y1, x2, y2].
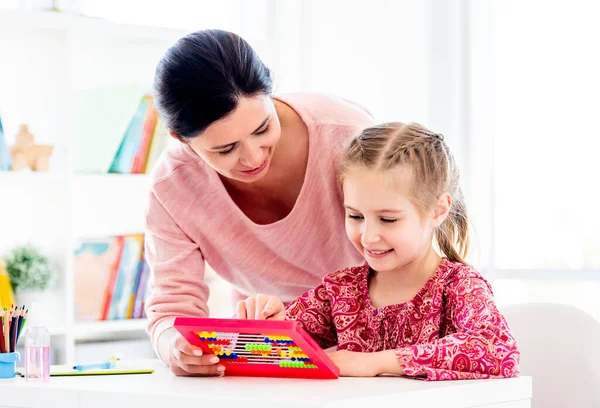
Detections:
[340, 122, 470, 264]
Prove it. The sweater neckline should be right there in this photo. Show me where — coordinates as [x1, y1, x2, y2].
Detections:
[360, 258, 450, 314]
[208, 94, 316, 229]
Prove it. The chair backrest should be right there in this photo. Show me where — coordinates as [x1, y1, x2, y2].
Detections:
[501, 302, 600, 408]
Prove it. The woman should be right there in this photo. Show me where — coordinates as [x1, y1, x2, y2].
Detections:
[145, 29, 374, 376]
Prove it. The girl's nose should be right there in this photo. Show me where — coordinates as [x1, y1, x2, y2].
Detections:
[361, 223, 380, 246]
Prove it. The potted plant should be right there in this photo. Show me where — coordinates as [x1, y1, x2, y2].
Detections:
[4, 244, 55, 310]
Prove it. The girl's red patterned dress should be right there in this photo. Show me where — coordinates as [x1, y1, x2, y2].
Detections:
[285, 258, 520, 380]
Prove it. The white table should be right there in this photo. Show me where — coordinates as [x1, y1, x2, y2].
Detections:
[0, 360, 532, 408]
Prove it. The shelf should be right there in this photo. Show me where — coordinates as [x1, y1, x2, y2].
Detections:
[0, 10, 187, 41]
[47, 326, 67, 336]
[73, 319, 148, 340]
[73, 173, 150, 181]
[0, 170, 67, 182]
[46, 319, 148, 338]
[0, 10, 178, 364]
[0, 171, 149, 180]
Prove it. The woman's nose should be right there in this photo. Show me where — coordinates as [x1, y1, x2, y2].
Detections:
[240, 147, 264, 168]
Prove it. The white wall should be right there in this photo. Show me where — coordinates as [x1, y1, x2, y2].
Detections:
[2, 0, 598, 326]
[467, 0, 600, 323]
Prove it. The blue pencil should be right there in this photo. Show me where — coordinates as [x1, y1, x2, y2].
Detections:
[73, 361, 115, 371]
[16, 309, 24, 343]
[10, 313, 17, 352]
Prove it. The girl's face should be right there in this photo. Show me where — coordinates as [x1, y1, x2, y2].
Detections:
[184, 94, 281, 183]
[343, 166, 449, 274]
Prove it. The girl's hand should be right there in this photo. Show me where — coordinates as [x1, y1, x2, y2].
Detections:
[327, 350, 403, 377]
[165, 329, 226, 376]
[236, 294, 285, 320]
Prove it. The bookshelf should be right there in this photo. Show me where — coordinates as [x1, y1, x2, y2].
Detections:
[0, 9, 197, 364]
[72, 319, 149, 341]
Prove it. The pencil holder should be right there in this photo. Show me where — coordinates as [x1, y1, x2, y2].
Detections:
[0, 352, 19, 379]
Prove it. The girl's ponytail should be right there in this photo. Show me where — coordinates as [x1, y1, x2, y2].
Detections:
[436, 186, 470, 264]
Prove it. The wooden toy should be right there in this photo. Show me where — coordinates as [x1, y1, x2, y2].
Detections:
[10, 124, 53, 171]
[174, 317, 340, 379]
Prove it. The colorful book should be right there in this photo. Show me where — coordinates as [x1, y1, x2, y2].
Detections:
[144, 119, 170, 173]
[74, 234, 150, 321]
[132, 260, 150, 319]
[131, 98, 159, 174]
[0, 113, 11, 171]
[99, 236, 125, 320]
[109, 235, 144, 320]
[73, 237, 124, 320]
[108, 95, 152, 174]
[126, 259, 145, 318]
[74, 86, 148, 174]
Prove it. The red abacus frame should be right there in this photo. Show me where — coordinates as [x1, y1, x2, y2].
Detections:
[174, 317, 340, 379]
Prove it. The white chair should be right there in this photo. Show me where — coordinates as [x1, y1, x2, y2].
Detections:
[501, 302, 600, 408]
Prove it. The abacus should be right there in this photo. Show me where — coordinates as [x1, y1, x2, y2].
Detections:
[174, 317, 340, 379]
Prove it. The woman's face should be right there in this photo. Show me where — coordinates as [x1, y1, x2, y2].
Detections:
[185, 94, 281, 183]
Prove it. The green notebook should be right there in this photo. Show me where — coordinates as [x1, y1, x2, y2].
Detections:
[17, 364, 154, 377]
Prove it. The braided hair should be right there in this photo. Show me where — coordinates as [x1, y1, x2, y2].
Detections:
[340, 122, 470, 264]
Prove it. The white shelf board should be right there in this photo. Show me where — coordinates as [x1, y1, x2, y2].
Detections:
[0, 170, 67, 182]
[72, 173, 150, 183]
[0, 10, 187, 41]
[0, 171, 149, 182]
[47, 326, 67, 336]
[72, 319, 147, 340]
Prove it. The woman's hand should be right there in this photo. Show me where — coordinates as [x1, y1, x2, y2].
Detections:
[326, 350, 404, 377]
[162, 328, 226, 376]
[236, 294, 285, 320]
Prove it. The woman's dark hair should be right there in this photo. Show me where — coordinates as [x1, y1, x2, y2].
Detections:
[153, 29, 273, 139]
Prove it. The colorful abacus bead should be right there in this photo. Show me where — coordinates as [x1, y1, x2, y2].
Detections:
[245, 343, 272, 352]
[265, 335, 293, 344]
[279, 361, 317, 369]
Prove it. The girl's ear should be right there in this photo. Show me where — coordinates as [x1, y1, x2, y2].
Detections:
[432, 192, 452, 227]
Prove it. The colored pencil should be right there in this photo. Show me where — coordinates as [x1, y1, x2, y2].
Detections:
[18, 309, 27, 339]
[4, 307, 10, 352]
[0, 305, 28, 353]
[16, 307, 24, 343]
[11, 310, 19, 352]
[8, 306, 14, 352]
[0, 309, 5, 353]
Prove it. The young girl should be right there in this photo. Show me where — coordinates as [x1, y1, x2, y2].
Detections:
[236, 122, 520, 380]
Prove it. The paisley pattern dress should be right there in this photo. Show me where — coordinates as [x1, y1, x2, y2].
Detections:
[285, 258, 520, 380]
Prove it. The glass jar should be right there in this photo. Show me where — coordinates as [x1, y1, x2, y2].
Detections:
[24, 326, 51, 382]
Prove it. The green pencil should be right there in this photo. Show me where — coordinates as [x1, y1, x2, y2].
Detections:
[17, 309, 27, 339]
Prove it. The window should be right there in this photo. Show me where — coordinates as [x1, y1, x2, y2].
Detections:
[494, 1, 599, 271]
[0, 0, 17, 9]
[80, 0, 239, 31]
[299, 0, 432, 124]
